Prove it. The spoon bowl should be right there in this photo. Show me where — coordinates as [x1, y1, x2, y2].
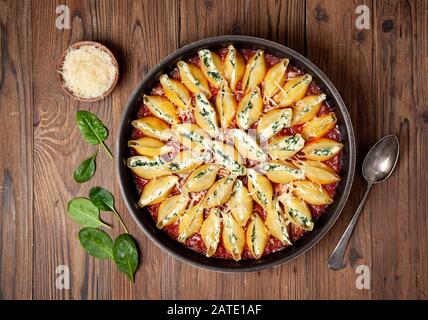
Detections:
[362, 135, 400, 184]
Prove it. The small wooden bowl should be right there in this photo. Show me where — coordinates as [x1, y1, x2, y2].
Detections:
[56, 41, 119, 102]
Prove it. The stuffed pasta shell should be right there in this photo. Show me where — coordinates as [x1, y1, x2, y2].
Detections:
[256, 108, 292, 141]
[138, 175, 178, 207]
[301, 112, 337, 140]
[241, 50, 266, 92]
[292, 180, 333, 205]
[211, 140, 246, 176]
[127, 156, 169, 179]
[265, 198, 292, 245]
[224, 45, 245, 91]
[273, 74, 312, 107]
[173, 123, 210, 151]
[231, 129, 266, 162]
[281, 193, 314, 231]
[127, 137, 173, 157]
[268, 134, 305, 161]
[263, 58, 289, 98]
[178, 203, 204, 242]
[132, 117, 172, 141]
[157, 192, 190, 229]
[215, 80, 237, 128]
[236, 86, 263, 130]
[293, 159, 340, 185]
[184, 163, 218, 192]
[247, 168, 273, 209]
[229, 179, 253, 226]
[300, 138, 343, 161]
[143, 94, 178, 125]
[201, 208, 222, 257]
[291, 94, 326, 126]
[198, 49, 225, 88]
[204, 175, 236, 208]
[167, 150, 207, 174]
[177, 61, 211, 98]
[259, 160, 305, 184]
[246, 213, 269, 259]
[159, 74, 192, 110]
[222, 212, 245, 261]
[194, 93, 219, 136]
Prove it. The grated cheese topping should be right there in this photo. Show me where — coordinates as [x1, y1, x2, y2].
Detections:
[61, 45, 117, 99]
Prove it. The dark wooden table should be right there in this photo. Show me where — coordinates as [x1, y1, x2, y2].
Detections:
[1, 0, 427, 300]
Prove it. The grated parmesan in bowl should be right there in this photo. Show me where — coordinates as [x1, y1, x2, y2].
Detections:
[58, 42, 118, 101]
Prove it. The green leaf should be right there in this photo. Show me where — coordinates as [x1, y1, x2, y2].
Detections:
[78, 227, 114, 259]
[89, 187, 129, 233]
[113, 234, 139, 282]
[76, 110, 108, 145]
[73, 151, 97, 183]
[76, 110, 113, 159]
[89, 186, 115, 212]
[67, 197, 109, 228]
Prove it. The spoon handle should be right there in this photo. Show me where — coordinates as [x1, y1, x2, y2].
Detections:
[327, 183, 372, 270]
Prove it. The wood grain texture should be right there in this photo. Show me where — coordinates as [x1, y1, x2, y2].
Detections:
[0, 0, 427, 300]
[0, 0, 33, 299]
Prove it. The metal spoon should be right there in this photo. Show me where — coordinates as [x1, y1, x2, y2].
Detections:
[327, 135, 400, 270]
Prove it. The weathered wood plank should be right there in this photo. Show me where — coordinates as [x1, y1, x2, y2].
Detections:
[0, 0, 33, 300]
[371, 0, 428, 299]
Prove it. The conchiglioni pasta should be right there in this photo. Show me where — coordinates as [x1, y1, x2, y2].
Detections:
[268, 134, 305, 161]
[177, 61, 211, 98]
[222, 212, 245, 261]
[241, 50, 266, 92]
[157, 193, 190, 229]
[138, 175, 178, 207]
[265, 198, 292, 245]
[178, 203, 204, 242]
[263, 58, 289, 98]
[131, 117, 172, 141]
[229, 179, 253, 226]
[127, 156, 169, 179]
[183, 163, 219, 192]
[224, 45, 245, 91]
[127, 137, 173, 157]
[236, 86, 263, 130]
[201, 208, 222, 257]
[204, 175, 236, 208]
[128, 46, 344, 260]
[159, 74, 192, 110]
[194, 93, 219, 135]
[273, 74, 312, 107]
[257, 108, 292, 141]
[246, 213, 269, 259]
[215, 80, 237, 128]
[198, 49, 225, 88]
[143, 94, 178, 125]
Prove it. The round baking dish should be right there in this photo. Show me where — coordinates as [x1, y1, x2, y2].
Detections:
[116, 35, 355, 272]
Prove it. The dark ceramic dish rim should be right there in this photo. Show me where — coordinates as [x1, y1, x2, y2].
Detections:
[116, 35, 356, 273]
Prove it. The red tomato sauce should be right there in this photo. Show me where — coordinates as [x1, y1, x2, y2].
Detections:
[129, 48, 343, 260]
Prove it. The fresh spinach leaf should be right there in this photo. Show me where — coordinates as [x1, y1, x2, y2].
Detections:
[67, 197, 110, 228]
[78, 227, 114, 259]
[73, 151, 98, 183]
[89, 187, 129, 233]
[76, 110, 113, 159]
[113, 234, 139, 282]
